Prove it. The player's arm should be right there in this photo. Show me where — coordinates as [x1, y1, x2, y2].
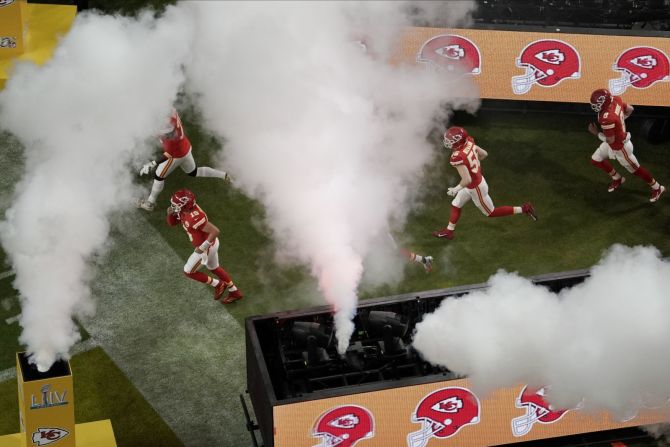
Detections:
[166, 208, 179, 226]
[623, 104, 634, 119]
[194, 221, 220, 254]
[475, 145, 488, 160]
[446, 164, 471, 197]
[455, 164, 472, 187]
[587, 122, 615, 145]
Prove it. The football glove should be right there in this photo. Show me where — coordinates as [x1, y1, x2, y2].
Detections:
[139, 160, 157, 176]
[447, 185, 463, 197]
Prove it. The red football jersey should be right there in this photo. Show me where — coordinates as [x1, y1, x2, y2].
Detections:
[167, 204, 210, 248]
[450, 136, 483, 189]
[159, 112, 191, 158]
[598, 95, 628, 150]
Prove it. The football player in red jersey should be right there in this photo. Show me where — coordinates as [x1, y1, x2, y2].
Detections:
[588, 88, 665, 202]
[167, 189, 243, 304]
[136, 108, 230, 211]
[432, 127, 537, 240]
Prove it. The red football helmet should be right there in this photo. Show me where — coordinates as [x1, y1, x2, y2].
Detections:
[511, 385, 571, 437]
[443, 126, 469, 150]
[170, 189, 196, 214]
[417, 34, 482, 75]
[590, 88, 613, 113]
[512, 39, 581, 95]
[312, 405, 374, 447]
[609, 46, 670, 95]
[407, 387, 481, 447]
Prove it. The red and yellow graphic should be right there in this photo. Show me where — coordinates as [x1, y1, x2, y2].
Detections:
[274, 377, 670, 447]
[312, 405, 375, 447]
[392, 27, 670, 106]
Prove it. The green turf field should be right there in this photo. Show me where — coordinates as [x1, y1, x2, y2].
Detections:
[1, 106, 669, 446]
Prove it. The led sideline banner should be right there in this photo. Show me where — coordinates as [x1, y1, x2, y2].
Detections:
[273, 377, 670, 447]
[391, 27, 670, 106]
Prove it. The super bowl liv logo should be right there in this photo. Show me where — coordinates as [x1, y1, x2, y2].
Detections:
[30, 384, 68, 410]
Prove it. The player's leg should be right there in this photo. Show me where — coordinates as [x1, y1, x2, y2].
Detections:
[183, 251, 219, 288]
[474, 179, 537, 221]
[617, 141, 665, 202]
[190, 166, 228, 179]
[180, 149, 228, 180]
[591, 143, 624, 192]
[205, 239, 244, 303]
[432, 189, 470, 239]
[137, 156, 178, 211]
[399, 248, 433, 273]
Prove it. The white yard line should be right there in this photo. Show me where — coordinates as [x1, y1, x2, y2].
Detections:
[0, 367, 15, 382]
[5, 313, 20, 325]
[0, 270, 15, 280]
[82, 215, 247, 447]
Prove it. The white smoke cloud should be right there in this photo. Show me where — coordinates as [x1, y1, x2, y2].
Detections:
[0, 0, 477, 369]
[181, 1, 478, 353]
[413, 245, 670, 420]
[0, 8, 192, 370]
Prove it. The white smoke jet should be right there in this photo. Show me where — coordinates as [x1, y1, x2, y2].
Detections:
[0, 7, 192, 371]
[182, 1, 478, 353]
[413, 245, 670, 420]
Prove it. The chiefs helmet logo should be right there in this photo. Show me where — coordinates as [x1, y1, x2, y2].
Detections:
[609, 46, 670, 94]
[432, 396, 463, 413]
[417, 34, 482, 76]
[408, 387, 481, 447]
[313, 405, 374, 447]
[511, 385, 580, 437]
[535, 49, 565, 65]
[328, 414, 360, 429]
[630, 55, 657, 69]
[437, 44, 465, 60]
[512, 39, 581, 95]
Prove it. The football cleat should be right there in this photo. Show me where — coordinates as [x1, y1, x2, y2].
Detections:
[422, 256, 433, 273]
[213, 282, 229, 301]
[607, 176, 625, 193]
[521, 202, 538, 221]
[136, 198, 155, 211]
[650, 185, 665, 203]
[432, 228, 454, 239]
[222, 289, 244, 304]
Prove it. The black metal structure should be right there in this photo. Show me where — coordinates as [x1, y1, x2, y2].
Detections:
[246, 266, 593, 447]
[471, 0, 670, 30]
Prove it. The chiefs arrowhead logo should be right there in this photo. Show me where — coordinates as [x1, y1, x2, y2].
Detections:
[431, 396, 464, 413]
[32, 427, 69, 446]
[630, 55, 657, 69]
[535, 49, 565, 65]
[328, 414, 360, 429]
[436, 44, 465, 60]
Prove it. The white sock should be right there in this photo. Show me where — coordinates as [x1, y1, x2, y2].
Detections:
[197, 167, 227, 179]
[211, 279, 220, 287]
[414, 254, 424, 263]
[148, 179, 164, 204]
[513, 206, 522, 214]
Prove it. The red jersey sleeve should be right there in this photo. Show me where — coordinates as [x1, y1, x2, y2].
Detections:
[166, 212, 179, 226]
